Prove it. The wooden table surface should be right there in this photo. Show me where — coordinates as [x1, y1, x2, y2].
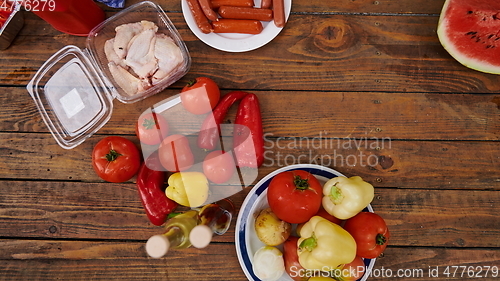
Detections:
[1, 0, 499, 280]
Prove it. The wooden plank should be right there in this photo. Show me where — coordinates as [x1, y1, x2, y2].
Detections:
[0, 241, 244, 280]
[1, 131, 498, 188]
[2, 14, 500, 93]
[0, 241, 499, 281]
[378, 247, 500, 280]
[0, 180, 245, 241]
[120, 0, 448, 14]
[376, 188, 500, 248]
[1, 1, 497, 280]
[1, 88, 499, 140]
[8, 1, 449, 40]
[1, 181, 499, 248]
[261, 92, 500, 141]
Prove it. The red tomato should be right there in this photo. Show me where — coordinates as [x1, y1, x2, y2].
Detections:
[180, 77, 220, 115]
[92, 136, 141, 183]
[335, 256, 366, 281]
[136, 112, 169, 145]
[283, 236, 308, 281]
[158, 134, 194, 172]
[267, 170, 323, 224]
[343, 212, 390, 259]
[203, 150, 235, 184]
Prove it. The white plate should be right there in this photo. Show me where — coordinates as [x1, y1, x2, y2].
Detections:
[181, 0, 292, 52]
[235, 164, 376, 281]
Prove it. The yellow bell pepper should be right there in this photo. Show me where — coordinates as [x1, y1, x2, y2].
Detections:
[322, 176, 374, 220]
[166, 172, 209, 207]
[297, 216, 356, 271]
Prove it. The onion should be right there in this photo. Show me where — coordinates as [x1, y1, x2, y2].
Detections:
[255, 208, 292, 246]
[253, 246, 285, 281]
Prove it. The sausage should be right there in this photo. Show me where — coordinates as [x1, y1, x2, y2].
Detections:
[272, 0, 285, 28]
[212, 19, 263, 34]
[186, 0, 213, 33]
[261, 0, 272, 9]
[198, 0, 219, 21]
[218, 6, 273, 21]
[211, 0, 254, 9]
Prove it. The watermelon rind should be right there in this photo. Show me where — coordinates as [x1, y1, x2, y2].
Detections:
[437, 0, 500, 75]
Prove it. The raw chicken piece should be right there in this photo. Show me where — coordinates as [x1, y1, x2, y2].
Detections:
[106, 21, 182, 98]
[104, 38, 128, 69]
[113, 22, 144, 59]
[108, 62, 151, 96]
[152, 34, 184, 85]
[125, 27, 158, 79]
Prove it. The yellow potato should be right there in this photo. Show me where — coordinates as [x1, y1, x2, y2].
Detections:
[254, 208, 292, 246]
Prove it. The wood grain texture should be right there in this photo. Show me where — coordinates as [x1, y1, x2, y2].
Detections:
[2, 88, 499, 140]
[1, 242, 500, 281]
[1, 132, 498, 189]
[1, 180, 499, 249]
[2, 12, 500, 92]
[1, 0, 499, 280]
[121, 0, 448, 14]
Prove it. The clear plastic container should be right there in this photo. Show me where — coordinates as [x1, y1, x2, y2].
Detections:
[137, 94, 259, 204]
[26, 1, 191, 149]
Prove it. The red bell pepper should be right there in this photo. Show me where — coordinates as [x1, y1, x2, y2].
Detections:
[233, 93, 264, 168]
[0, 10, 11, 28]
[0, 2, 13, 28]
[136, 153, 178, 226]
[197, 91, 249, 150]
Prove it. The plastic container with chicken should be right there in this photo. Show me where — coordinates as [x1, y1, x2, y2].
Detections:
[27, 1, 191, 149]
[88, 1, 191, 103]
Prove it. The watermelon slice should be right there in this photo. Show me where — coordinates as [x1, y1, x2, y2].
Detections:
[437, 0, 500, 74]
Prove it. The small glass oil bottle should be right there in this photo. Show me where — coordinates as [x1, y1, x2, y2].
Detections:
[145, 210, 198, 258]
[189, 198, 236, 249]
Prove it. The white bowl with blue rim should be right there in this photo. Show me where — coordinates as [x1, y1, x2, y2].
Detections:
[235, 164, 376, 281]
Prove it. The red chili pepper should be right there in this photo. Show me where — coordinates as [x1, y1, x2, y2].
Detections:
[197, 91, 249, 150]
[233, 93, 264, 168]
[136, 152, 178, 226]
